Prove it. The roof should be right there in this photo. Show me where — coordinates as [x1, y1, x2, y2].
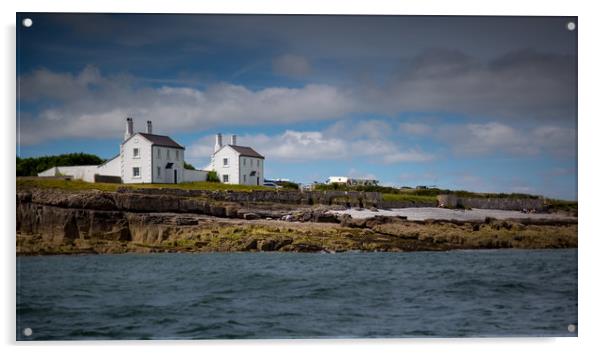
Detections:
[227, 145, 264, 159]
[97, 154, 119, 167]
[137, 133, 185, 149]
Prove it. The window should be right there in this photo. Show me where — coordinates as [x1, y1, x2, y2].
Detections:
[133, 167, 140, 177]
[223, 158, 229, 166]
[157, 167, 161, 177]
[167, 149, 171, 160]
[176, 150, 180, 161]
[157, 148, 161, 159]
[133, 148, 140, 158]
[223, 174, 229, 183]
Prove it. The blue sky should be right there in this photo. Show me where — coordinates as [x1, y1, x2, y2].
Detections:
[16, 14, 577, 199]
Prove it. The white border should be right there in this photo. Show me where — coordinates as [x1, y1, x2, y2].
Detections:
[2, 1, 601, 353]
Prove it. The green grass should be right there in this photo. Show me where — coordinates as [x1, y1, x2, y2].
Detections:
[382, 193, 437, 203]
[314, 183, 541, 199]
[16, 177, 273, 192]
[545, 198, 578, 214]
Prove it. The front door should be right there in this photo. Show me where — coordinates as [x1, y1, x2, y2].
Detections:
[174, 169, 178, 184]
[257, 177, 259, 185]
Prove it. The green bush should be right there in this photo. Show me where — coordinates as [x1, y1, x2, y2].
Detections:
[275, 181, 300, 190]
[206, 170, 220, 182]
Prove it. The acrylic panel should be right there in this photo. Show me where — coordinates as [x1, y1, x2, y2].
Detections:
[16, 13, 578, 340]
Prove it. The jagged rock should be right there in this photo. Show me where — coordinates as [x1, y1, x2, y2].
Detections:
[15, 186, 578, 255]
[338, 214, 352, 227]
[17, 191, 32, 203]
[313, 213, 339, 223]
[300, 212, 313, 222]
[209, 205, 226, 217]
[257, 239, 277, 251]
[484, 217, 497, 224]
[174, 216, 199, 226]
[291, 243, 323, 252]
[63, 214, 80, 241]
[224, 206, 238, 218]
[365, 216, 396, 228]
[243, 238, 258, 251]
[243, 213, 260, 220]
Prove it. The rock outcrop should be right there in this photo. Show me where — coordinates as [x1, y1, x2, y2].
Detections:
[16, 187, 578, 255]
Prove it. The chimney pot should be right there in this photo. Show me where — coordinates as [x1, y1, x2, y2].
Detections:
[146, 120, 152, 134]
[214, 133, 223, 153]
[124, 117, 134, 140]
[231, 134, 237, 145]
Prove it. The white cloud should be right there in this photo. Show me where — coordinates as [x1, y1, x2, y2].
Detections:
[187, 122, 436, 165]
[382, 149, 435, 163]
[436, 122, 576, 157]
[19, 49, 576, 152]
[272, 54, 311, 77]
[347, 168, 377, 180]
[19, 66, 353, 145]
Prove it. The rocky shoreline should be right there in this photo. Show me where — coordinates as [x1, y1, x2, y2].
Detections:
[16, 187, 578, 255]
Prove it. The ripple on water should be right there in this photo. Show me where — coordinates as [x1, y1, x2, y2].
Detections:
[17, 249, 577, 340]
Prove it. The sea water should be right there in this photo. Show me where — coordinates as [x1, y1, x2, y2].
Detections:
[16, 249, 577, 340]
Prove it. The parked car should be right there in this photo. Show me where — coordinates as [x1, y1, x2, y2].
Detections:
[263, 181, 282, 188]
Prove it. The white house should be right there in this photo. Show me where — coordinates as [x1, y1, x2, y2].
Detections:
[327, 176, 379, 186]
[206, 133, 265, 185]
[38, 118, 266, 186]
[39, 118, 207, 184]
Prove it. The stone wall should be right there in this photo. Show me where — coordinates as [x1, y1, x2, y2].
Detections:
[437, 194, 545, 211]
[117, 187, 382, 208]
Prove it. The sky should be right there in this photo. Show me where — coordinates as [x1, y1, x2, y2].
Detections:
[16, 14, 577, 200]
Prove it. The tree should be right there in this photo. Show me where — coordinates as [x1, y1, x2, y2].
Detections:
[16, 153, 104, 176]
[183, 161, 195, 170]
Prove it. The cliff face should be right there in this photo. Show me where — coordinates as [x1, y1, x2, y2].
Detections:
[16, 188, 578, 255]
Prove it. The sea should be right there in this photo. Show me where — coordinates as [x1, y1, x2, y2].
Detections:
[16, 249, 578, 340]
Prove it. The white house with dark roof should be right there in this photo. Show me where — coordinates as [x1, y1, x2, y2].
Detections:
[38, 119, 267, 185]
[39, 118, 207, 184]
[207, 133, 265, 185]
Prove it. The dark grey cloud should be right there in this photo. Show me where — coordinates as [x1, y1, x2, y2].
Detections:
[18, 45, 577, 145]
[37, 14, 577, 63]
[362, 47, 576, 123]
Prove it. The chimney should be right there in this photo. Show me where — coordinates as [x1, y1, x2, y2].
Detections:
[124, 117, 134, 140]
[214, 133, 223, 153]
[146, 120, 153, 134]
[231, 134, 237, 146]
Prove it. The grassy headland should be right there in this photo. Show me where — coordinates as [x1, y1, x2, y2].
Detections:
[17, 177, 273, 192]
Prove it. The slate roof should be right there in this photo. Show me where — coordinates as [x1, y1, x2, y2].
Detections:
[228, 145, 264, 159]
[138, 133, 185, 149]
